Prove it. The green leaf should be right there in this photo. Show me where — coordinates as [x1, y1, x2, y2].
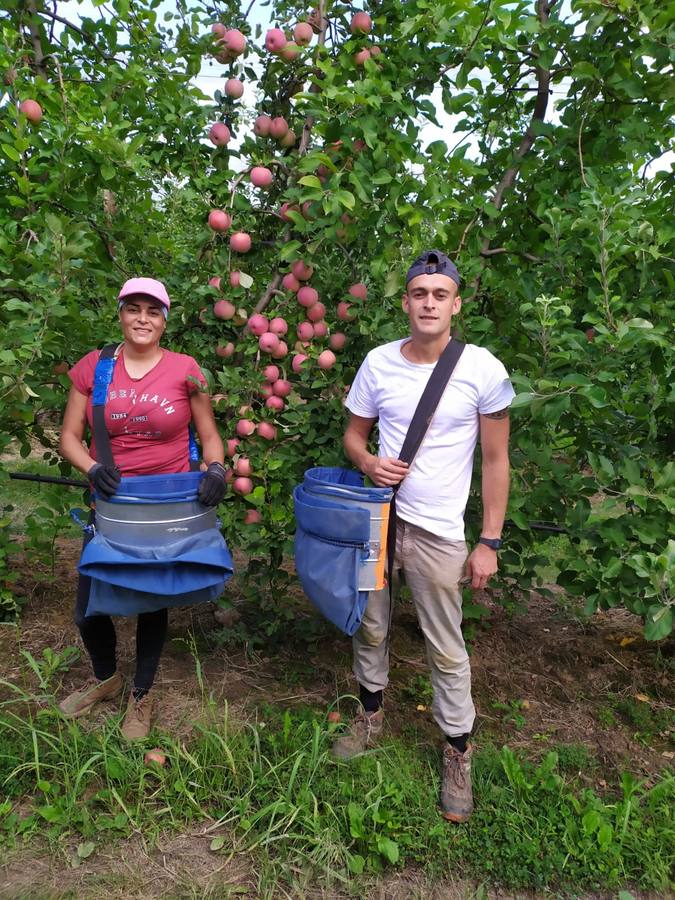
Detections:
[334, 189, 355, 210]
[210, 835, 226, 851]
[376, 835, 399, 864]
[625, 317, 653, 329]
[1, 144, 20, 162]
[77, 841, 95, 859]
[298, 175, 322, 189]
[238, 272, 253, 289]
[510, 392, 535, 409]
[348, 853, 365, 874]
[643, 605, 673, 641]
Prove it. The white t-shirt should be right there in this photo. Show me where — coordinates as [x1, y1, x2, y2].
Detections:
[345, 339, 515, 540]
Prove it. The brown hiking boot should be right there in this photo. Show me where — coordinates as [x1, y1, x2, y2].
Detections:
[58, 671, 122, 718]
[440, 743, 473, 823]
[331, 708, 384, 760]
[121, 692, 153, 740]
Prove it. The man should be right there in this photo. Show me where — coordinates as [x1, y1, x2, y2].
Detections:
[333, 250, 514, 823]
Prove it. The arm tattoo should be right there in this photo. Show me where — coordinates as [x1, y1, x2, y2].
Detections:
[484, 407, 510, 420]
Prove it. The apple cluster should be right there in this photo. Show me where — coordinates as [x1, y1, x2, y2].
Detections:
[204, 11, 374, 513]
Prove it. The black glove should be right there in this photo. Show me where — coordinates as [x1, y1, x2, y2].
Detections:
[88, 462, 121, 499]
[198, 462, 228, 506]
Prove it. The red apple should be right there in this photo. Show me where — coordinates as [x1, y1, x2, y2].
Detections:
[292, 353, 308, 373]
[272, 340, 288, 359]
[279, 42, 299, 62]
[296, 321, 314, 341]
[329, 332, 346, 351]
[214, 299, 235, 320]
[209, 122, 231, 146]
[235, 456, 252, 477]
[272, 379, 292, 397]
[354, 49, 371, 66]
[229, 271, 241, 288]
[230, 232, 252, 253]
[351, 12, 373, 34]
[247, 313, 269, 336]
[312, 319, 328, 338]
[144, 748, 166, 766]
[337, 301, 355, 321]
[265, 28, 287, 53]
[256, 421, 277, 440]
[225, 78, 244, 99]
[259, 383, 274, 399]
[223, 29, 246, 56]
[297, 286, 318, 307]
[370, 44, 381, 57]
[19, 99, 42, 124]
[280, 129, 296, 148]
[307, 302, 326, 322]
[216, 342, 235, 358]
[208, 210, 232, 232]
[244, 509, 261, 525]
[211, 23, 226, 38]
[263, 364, 280, 382]
[254, 114, 272, 137]
[236, 419, 255, 437]
[291, 260, 313, 281]
[270, 116, 289, 139]
[233, 476, 253, 495]
[318, 350, 336, 370]
[349, 282, 367, 301]
[259, 332, 280, 354]
[226, 438, 240, 457]
[294, 22, 313, 46]
[209, 276, 222, 291]
[266, 395, 285, 411]
[282, 272, 300, 292]
[269, 317, 288, 336]
[327, 710, 341, 724]
[250, 166, 273, 188]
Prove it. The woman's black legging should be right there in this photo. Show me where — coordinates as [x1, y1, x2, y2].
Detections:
[74, 572, 168, 692]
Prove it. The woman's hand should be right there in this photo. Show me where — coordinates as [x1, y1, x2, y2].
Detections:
[198, 462, 228, 506]
[88, 463, 121, 499]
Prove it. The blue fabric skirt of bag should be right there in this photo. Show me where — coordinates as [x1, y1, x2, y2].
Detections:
[77, 473, 234, 617]
[294, 481, 371, 636]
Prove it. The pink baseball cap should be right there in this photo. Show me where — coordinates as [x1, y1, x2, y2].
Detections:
[117, 277, 171, 311]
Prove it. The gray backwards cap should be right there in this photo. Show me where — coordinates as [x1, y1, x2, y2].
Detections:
[405, 249, 460, 287]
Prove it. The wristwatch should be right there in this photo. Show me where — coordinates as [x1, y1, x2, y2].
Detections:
[478, 537, 502, 551]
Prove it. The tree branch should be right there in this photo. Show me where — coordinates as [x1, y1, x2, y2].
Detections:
[24, 0, 48, 76]
[480, 247, 542, 263]
[469, 0, 555, 299]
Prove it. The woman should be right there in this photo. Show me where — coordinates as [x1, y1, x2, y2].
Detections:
[58, 277, 227, 739]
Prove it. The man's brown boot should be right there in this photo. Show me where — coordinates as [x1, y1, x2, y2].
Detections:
[331, 707, 384, 760]
[58, 672, 123, 718]
[121, 692, 153, 740]
[440, 743, 473, 823]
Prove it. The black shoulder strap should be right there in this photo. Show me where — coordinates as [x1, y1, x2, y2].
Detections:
[92, 343, 120, 469]
[396, 338, 465, 471]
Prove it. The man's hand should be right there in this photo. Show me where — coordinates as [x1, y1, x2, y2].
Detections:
[464, 543, 498, 590]
[363, 455, 408, 487]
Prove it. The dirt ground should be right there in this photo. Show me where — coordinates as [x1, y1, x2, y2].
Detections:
[0, 537, 673, 898]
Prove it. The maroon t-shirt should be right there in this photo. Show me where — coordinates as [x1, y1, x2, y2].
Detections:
[69, 348, 206, 476]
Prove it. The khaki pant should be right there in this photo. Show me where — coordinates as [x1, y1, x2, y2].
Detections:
[353, 518, 475, 737]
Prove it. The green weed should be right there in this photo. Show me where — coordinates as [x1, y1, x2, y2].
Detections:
[0, 691, 672, 893]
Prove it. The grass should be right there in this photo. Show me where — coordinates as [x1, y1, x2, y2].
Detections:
[0, 674, 673, 895]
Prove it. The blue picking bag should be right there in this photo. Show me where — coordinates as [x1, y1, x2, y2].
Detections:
[77, 472, 233, 617]
[293, 468, 393, 636]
